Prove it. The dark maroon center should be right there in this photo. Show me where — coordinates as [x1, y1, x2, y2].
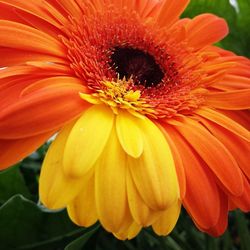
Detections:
[110, 47, 164, 87]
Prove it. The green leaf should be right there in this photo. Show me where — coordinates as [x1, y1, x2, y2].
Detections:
[0, 165, 31, 204]
[235, 0, 250, 57]
[0, 195, 79, 250]
[221, 231, 233, 250]
[65, 224, 100, 250]
[205, 235, 219, 250]
[235, 210, 250, 250]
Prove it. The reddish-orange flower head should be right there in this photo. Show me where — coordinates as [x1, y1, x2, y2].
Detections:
[0, 0, 249, 240]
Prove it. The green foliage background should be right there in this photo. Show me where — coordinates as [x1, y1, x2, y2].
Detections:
[0, 0, 249, 249]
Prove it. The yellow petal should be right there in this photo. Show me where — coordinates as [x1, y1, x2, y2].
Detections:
[129, 118, 180, 210]
[127, 169, 161, 226]
[63, 105, 114, 177]
[114, 222, 142, 240]
[79, 93, 102, 105]
[95, 128, 129, 233]
[67, 173, 97, 227]
[127, 222, 142, 240]
[152, 200, 181, 236]
[39, 122, 83, 209]
[116, 110, 144, 158]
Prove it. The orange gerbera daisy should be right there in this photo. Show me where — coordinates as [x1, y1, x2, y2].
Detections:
[0, 0, 249, 240]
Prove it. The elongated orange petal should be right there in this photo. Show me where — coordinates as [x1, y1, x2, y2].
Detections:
[200, 119, 250, 179]
[164, 124, 220, 229]
[198, 191, 228, 237]
[212, 74, 250, 91]
[0, 64, 73, 111]
[0, 0, 66, 28]
[0, 130, 55, 170]
[52, 0, 82, 19]
[220, 110, 250, 130]
[230, 175, 250, 212]
[0, 77, 88, 139]
[0, 48, 67, 67]
[186, 14, 228, 49]
[156, 0, 190, 28]
[176, 118, 244, 196]
[138, 0, 163, 18]
[205, 89, 250, 110]
[0, 20, 65, 57]
[197, 108, 250, 141]
[0, 76, 43, 111]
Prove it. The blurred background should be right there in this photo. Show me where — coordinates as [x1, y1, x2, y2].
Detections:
[0, 0, 249, 249]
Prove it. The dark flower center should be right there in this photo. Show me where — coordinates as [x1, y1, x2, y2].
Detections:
[110, 47, 164, 87]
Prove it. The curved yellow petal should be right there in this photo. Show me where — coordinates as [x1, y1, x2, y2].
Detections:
[95, 128, 129, 233]
[39, 122, 83, 209]
[67, 173, 97, 227]
[114, 222, 142, 240]
[116, 110, 144, 158]
[129, 118, 180, 210]
[152, 200, 181, 236]
[127, 169, 161, 226]
[63, 105, 114, 177]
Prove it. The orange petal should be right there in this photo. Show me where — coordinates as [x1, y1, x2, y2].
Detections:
[199, 118, 250, 179]
[176, 118, 243, 196]
[0, 48, 67, 67]
[0, 64, 73, 111]
[176, 118, 244, 196]
[52, 0, 82, 19]
[134, 0, 163, 18]
[0, 77, 88, 139]
[156, 0, 190, 28]
[230, 175, 250, 212]
[164, 124, 220, 229]
[0, 2, 26, 24]
[0, 20, 65, 57]
[220, 110, 250, 130]
[0, 0, 66, 28]
[205, 89, 250, 110]
[0, 130, 55, 170]
[212, 74, 250, 91]
[186, 14, 228, 49]
[0, 1, 63, 39]
[197, 108, 250, 142]
[105, 0, 162, 18]
[0, 76, 42, 111]
[198, 190, 228, 237]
